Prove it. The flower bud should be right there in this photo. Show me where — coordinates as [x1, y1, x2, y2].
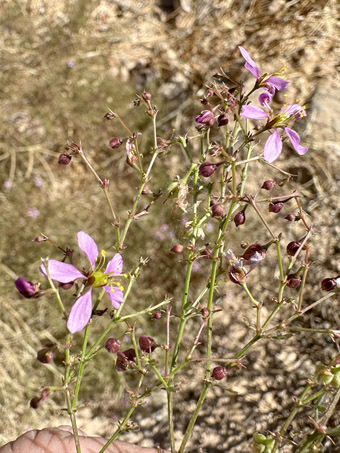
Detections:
[211, 366, 226, 380]
[269, 201, 284, 213]
[139, 336, 157, 353]
[195, 110, 215, 126]
[41, 388, 50, 400]
[321, 278, 340, 292]
[199, 162, 218, 177]
[286, 274, 301, 289]
[58, 153, 72, 165]
[211, 202, 225, 217]
[30, 396, 43, 409]
[142, 91, 152, 101]
[261, 180, 276, 190]
[59, 281, 74, 290]
[152, 311, 162, 320]
[286, 241, 301, 256]
[217, 114, 229, 126]
[109, 137, 123, 149]
[37, 348, 54, 364]
[105, 337, 121, 353]
[15, 277, 38, 299]
[285, 214, 295, 222]
[171, 244, 184, 254]
[234, 210, 246, 227]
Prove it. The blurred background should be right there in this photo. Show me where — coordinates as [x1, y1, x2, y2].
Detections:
[1, 0, 340, 451]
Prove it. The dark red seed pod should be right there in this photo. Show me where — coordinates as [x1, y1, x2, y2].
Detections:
[321, 278, 338, 292]
[30, 397, 43, 409]
[211, 202, 225, 217]
[139, 336, 157, 353]
[234, 210, 246, 227]
[105, 337, 121, 354]
[109, 137, 123, 149]
[286, 274, 301, 289]
[116, 349, 136, 372]
[286, 241, 301, 256]
[152, 311, 162, 320]
[261, 180, 276, 190]
[37, 349, 54, 364]
[269, 202, 284, 213]
[217, 114, 229, 126]
[211, 366, 227, 380]
[285, 214, 295, 222]
[199, 162, 218, 177]
[58, 153, 72, 165]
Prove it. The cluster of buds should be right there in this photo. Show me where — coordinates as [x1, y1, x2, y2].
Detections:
[253, 433, 275, 453]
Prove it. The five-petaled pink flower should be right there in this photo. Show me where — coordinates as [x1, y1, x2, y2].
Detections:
[241, 103, 308, 163]
[239, 46, 289, 93]
[40, 231, 124, 334]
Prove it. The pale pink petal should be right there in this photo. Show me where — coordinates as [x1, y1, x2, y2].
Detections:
[284, 127, 308, 156]
[77, 231, 98, 267]
[104, 286, 124, 309]
[264, 129, 283, 163]
[266, 76, 289, 91]
[105, 253, 123, 275]
[282, 104, 306, 119]
[67, 289, 93, 333]
[241, 105, 269, 120]
[238, 46, 260, 79]
[40, 260, 85, 283]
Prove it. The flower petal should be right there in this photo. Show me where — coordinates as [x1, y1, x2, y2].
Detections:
[241, 105, 269, 120]
[40, 260, 85, 283]
[284, 127, 308, 156]
[67, 289, 93, 333]
[284, 104, 306, 119]
[77, 231, 98, 267]
[104, 286, 124, 309]
[264, 129, 283, 163]
[238, 46, 260, 79]
[105, 253, 123, 275]
[266, 76, 290, 91]
[258, 92, 272, 106]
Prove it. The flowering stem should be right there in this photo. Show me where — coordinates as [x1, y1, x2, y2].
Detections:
[240, 282, 259, 307]
[78, 148, 103, 185]
[71, 324, 91, 410]
[65, 389, 82, 453]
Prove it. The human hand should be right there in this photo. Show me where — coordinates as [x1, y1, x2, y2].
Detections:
[0, 426, 169, 453]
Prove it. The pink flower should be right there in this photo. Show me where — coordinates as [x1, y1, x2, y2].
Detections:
[40, 231, 124, 333]
[239, 46, 289, 92]
[241, 103, 308, 163]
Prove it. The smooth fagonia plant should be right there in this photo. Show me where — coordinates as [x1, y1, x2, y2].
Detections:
[15, 46, 340, 453]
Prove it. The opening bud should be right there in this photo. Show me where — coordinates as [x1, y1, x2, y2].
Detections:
[139, 336, 157, 353]
[109, 137, 123, 149]
[195, 110, 215, 126]
[199, 162, 218, 177]
[241, 242, 267, 264]
[171, 244, 184, 254]
[15, 277, 39, 299]
[211, 366, 227, 380]
[142, 91, 152, 101]
[105, 337, 121, 353]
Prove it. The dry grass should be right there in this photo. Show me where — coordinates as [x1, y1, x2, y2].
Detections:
[1, 0, 340, 450]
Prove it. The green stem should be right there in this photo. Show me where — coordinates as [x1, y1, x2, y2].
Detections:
[71, 325, 90, 410]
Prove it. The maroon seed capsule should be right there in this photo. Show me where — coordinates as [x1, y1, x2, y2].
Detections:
[152, 311, 162, 320]
[30, 397, 43, 409]
[211, 366, 227, 380]
[199, 162, 218, 177]
[286, 274, 301, 289]
[261, 180, 276, 190]
[211, 203, 225, 217]
[321, 278, 338, 292]
[285, 214, 295, 222]
[109, 137, 123, 149]
[217, 114, 229, 126]
[37, 349, 54, 364]
[286, 241, 301, 256]
[116, 348, 136, 372]
[139, 336, 157, 353]
[234, 210, 246, 227]
[105, 337, 121, 354]
[269, 202, 284, 213]
[58, 153, 72, 165]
